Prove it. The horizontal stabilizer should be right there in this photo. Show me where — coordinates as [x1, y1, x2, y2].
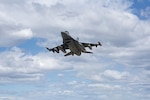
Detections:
[82, 51, 93, 54]
[64, 52, 74, 56]
[58, 46, 66, 53]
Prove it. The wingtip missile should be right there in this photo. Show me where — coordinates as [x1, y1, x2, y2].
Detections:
[45, 47, 56, 53]
[45, 47, 51, 51]
[98, 42, 102, 46]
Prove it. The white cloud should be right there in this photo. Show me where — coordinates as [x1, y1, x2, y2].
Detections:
[0, 17, 33, 47]
[0, 47, 72, 83]
[12, 29, 33, 39]
[0, 0, 150, 100]
[88, 83, 121, 90]
[0, 28, 32, 47]
[102, 70, 129, 80]
[0, 2, 34, 47]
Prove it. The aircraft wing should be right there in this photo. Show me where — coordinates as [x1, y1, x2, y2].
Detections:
[46, 44, 69, 53]
[81, 42, 102, 49]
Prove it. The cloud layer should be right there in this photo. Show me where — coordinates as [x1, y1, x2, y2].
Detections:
[0, 0, 150, 100]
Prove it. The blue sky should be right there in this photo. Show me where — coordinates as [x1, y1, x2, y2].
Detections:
[0, 0, 150, 100]
[131, 0, 150, 19]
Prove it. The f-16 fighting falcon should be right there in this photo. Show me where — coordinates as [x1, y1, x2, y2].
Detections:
[46, 31, 102, 56]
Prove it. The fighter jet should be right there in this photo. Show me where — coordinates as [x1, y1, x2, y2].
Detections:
[46, 31, 102, 56]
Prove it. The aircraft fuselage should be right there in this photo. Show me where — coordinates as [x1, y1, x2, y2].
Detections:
[61, 32, 85, 56]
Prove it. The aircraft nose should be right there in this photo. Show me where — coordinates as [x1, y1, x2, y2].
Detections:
[61, 31, 69, 37]
[61, 32, 66, 37]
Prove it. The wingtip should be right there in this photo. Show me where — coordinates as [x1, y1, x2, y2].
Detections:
[45, 47, 52, 52]
[98, 42, 102, 46]
[45, 47, 49, 50]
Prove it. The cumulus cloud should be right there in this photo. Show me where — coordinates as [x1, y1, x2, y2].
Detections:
[0, 47, 72, 83]
[0, 0, 150, 100]
[88, 83, 121, 90]
[0, 28, 33, 47]
[102, 70, 129, 80]
[0, 11, 33, 47]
